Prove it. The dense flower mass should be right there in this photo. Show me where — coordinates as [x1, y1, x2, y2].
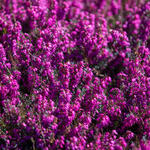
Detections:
[0, 0, 150, 149]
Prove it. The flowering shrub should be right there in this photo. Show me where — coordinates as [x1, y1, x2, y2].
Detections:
[0, 0, 150, 149]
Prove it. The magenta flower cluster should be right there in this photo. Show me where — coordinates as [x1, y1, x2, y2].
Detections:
[0, 0, 150, 149]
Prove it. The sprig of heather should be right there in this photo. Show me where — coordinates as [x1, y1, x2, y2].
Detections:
[0, 0, 150, 149]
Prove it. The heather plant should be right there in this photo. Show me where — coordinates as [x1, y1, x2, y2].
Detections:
[0, 0, 150, 149]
